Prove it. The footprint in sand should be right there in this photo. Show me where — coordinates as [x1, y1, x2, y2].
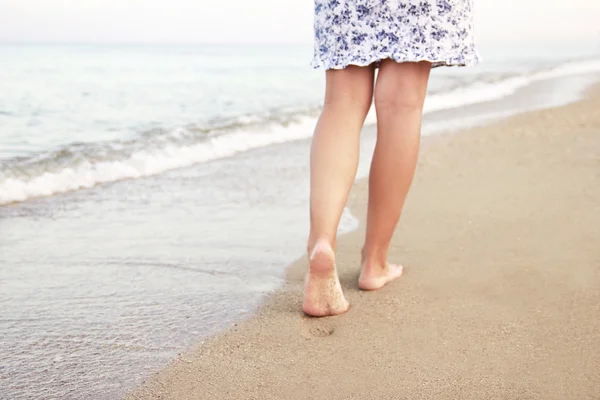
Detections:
[300, 320, 335, 339]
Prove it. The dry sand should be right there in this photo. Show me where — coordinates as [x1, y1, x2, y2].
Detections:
[127, 87, 600, 400]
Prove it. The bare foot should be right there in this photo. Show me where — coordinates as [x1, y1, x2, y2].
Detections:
[302, 240, 350, 317]
[358, 261, 404, 291]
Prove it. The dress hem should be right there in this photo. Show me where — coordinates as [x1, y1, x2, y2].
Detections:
[311, 53, 482, 70]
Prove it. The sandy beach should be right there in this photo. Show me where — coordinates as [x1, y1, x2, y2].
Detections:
[125, 84, 600, 398]
[126, 86, 600, 399]
[122, 84, 600, 399]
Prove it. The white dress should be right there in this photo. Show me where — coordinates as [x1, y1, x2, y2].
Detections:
[312, 0, 481, 70]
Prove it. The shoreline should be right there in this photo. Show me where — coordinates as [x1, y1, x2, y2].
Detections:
[2, 64, 599, 207]
[127, 86, 600, 399]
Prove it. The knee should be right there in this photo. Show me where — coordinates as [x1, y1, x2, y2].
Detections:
[373, 90, 425, 115]
[323, 91, 373, 119]
[373, 77, 428, 115]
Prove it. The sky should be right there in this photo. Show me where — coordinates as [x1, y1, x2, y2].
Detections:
[0, 0, 599, 45]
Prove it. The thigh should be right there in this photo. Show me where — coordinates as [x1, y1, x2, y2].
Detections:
[374, 60, 432, 110]
[323, 65, 376, 113]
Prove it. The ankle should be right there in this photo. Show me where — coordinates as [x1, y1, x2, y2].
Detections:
[307, 235, 335, 255]
[307, 240, 336, 276]
[361, 244, 389, 268]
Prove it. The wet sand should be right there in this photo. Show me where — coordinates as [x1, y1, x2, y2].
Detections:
[127, 86, 600, 400]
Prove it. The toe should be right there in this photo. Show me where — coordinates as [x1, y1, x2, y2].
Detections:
[389, 264, 404, 281]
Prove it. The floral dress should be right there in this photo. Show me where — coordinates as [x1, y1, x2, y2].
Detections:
[312, 0, 480, 70]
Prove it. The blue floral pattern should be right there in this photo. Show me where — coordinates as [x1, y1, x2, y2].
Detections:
[312, 0, 481, 69]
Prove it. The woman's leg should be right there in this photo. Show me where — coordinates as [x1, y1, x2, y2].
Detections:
[304, 65, 375, 317]
[359, 60, 431, 291]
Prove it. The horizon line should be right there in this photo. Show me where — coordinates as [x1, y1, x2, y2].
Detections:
[0, 40, 314, 46]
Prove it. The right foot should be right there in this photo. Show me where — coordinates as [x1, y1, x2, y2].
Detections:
[358, 261, 404, 291]
[302, 240, 350, 317]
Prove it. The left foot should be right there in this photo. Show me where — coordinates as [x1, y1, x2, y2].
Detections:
[358, 261, 404, 291]
[303, 240, 350, 317]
